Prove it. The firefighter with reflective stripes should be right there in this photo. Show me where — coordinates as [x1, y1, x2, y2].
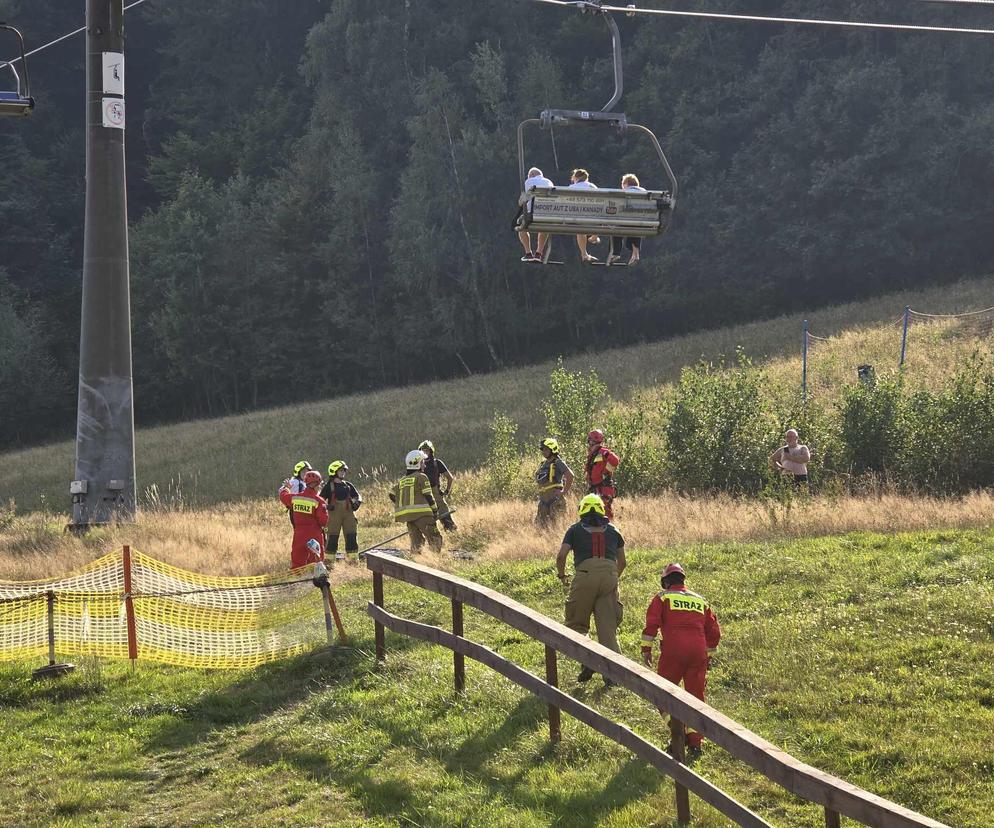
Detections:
[389, 450, 443, 555]
[535, 438, 574, 525]
[278, 469, 329, 569]
[418, 440, 456, 531]
[320, 461, 362, 561]
[641, 563, 721, 757]
[556, 494, 626, 686]
[585, 429, 620, 520]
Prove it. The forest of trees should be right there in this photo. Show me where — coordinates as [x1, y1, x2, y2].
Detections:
[3, 0, 994, 449]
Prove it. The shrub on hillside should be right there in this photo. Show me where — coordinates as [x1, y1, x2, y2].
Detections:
[892, 352, 994, 493]
[484, 412, 520, 499]
[601, 396, 666, 495]
[838, 377, 902, 480]
[541, 358, 608, 474]
[664, 350, 776, 493]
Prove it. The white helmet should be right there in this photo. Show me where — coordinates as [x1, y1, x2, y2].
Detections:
[405, 449, 426, 470]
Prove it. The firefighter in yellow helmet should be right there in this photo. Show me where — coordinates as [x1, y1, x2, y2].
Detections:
[556, 494, 626, 687]
[320, 461, 362, 562]
[388, 450, 443, 555]
[418, 440, 456, 531]
[535, 438, 574, 526]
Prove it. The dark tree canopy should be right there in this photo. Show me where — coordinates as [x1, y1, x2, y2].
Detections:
[3, 0, 994, 447]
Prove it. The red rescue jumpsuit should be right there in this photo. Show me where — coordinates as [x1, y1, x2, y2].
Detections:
[586, 445, 620, 519]
[641, 585, 721, 748]
[279, 486, 329, 569]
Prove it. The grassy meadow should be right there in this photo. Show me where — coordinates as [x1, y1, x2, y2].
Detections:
[2, 529, 992, 827]
[1, 275, 993, 512]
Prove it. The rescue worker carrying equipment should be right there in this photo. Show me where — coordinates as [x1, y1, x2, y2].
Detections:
[641, 562, 721, 755]
[535, 438, 574, 526]
[279, 469, 329, 569]
[585, 429, 620, 520]
[320, 461, 362, 561]
[556, 494, 626, 687]
[388, 450, 443, 555]
[418, 439, 457, 531]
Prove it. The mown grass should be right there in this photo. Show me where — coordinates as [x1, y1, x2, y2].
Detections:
[2, 529, 992, 827]
[1, 275, 992, 512]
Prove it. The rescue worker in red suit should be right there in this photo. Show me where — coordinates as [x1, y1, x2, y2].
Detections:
[641, 562, 720, 756]
[278, 469, 329, 569]
[585, 429, 620, 520]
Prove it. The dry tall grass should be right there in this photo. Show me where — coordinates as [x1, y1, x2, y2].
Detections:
[2, 275, 992, 511]
[3, 490, 992, 582]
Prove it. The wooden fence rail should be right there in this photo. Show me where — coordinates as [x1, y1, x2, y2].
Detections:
[365, 552, 949, 828]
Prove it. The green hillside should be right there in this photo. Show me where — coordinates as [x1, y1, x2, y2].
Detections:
[2, 529, 991, 827]
[2, 276, 992, 512]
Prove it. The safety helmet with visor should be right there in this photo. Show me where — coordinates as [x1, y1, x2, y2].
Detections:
[406, 449, 426, 470]
[293, 460, 313, 477]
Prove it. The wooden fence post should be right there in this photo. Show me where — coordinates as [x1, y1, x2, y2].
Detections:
[824, 808, 842, 828]
[545, 644, 561, 742]
[669, 716, 691, 825]
[122, 545, 138, 665]
[452, 598, 465, 692]
[373, 570, 385, 662]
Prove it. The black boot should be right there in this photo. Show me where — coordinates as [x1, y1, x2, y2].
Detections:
[577, 666, 595, 682]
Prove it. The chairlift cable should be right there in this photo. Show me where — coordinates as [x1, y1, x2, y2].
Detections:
[0, 0, 154, 71]
[525, 0, 994, 36]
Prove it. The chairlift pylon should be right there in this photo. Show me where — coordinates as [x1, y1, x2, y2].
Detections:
[0, 24, 35, 117]
[514, 2, 677, 261]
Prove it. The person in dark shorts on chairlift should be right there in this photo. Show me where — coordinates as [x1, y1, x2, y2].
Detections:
[607, 173, 647, 267]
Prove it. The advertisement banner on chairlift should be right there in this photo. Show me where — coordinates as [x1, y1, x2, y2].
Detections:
[102, 53, 124, 95]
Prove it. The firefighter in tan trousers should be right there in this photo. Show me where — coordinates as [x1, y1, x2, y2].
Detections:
[536, 438, 574, 525]
[389, 450, 443, 555]
[556, 494, 626, 687]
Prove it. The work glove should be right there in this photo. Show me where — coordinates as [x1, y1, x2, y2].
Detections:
[641, 646, 653, 668]
[432, 511, 439, 522]
[351, 498, 361, 512]
[327, 502, 335, 511]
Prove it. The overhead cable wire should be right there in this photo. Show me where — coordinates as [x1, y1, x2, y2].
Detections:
[528, 0, 994, 36]
[1, 0, 155, 70]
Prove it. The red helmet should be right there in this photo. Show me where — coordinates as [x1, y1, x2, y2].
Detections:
[587, 429, 605, 444]
[663, 563, 685, 578]
[303, 470, 322, 487]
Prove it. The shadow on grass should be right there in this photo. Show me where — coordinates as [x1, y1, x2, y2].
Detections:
[243, 689, 663, 827]
[147, 631, 418, 751]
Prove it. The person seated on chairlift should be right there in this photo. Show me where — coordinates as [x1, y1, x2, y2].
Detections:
[568, 168, 601, 263]
[519, 166, 553, 261]
[607, 173, 647, 267]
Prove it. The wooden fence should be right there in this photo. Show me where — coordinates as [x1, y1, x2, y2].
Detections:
[365, 552, 949, 828]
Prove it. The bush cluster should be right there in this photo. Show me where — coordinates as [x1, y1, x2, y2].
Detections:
[488, 350, 994, 499]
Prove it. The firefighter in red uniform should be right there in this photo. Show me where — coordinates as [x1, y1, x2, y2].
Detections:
[585, 429, 620, 519]
[640, 562, 721, 756]
[278, 469, 329, 569]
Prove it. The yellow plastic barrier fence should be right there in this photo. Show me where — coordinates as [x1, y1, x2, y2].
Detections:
[0, 547, 330, 669]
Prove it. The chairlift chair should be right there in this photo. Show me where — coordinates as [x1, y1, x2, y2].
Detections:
[0, 24, 34, 116]
[514, 2, 677, 263]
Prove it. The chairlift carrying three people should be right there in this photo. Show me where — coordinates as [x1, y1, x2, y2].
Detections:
[514, 1, 677, 265]
[0, 24, 34, 117]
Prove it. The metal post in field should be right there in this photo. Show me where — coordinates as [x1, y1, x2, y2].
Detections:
[899, 306, 911, 368]
[802, 319, 809, 405]
[31, 591, 75, 680]
[71, 0, 136, 530]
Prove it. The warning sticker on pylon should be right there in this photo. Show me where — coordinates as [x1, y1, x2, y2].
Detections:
[102, 98, 125, 130]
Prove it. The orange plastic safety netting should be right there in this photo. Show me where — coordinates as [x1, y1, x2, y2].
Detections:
[0, 549, 329, 669]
